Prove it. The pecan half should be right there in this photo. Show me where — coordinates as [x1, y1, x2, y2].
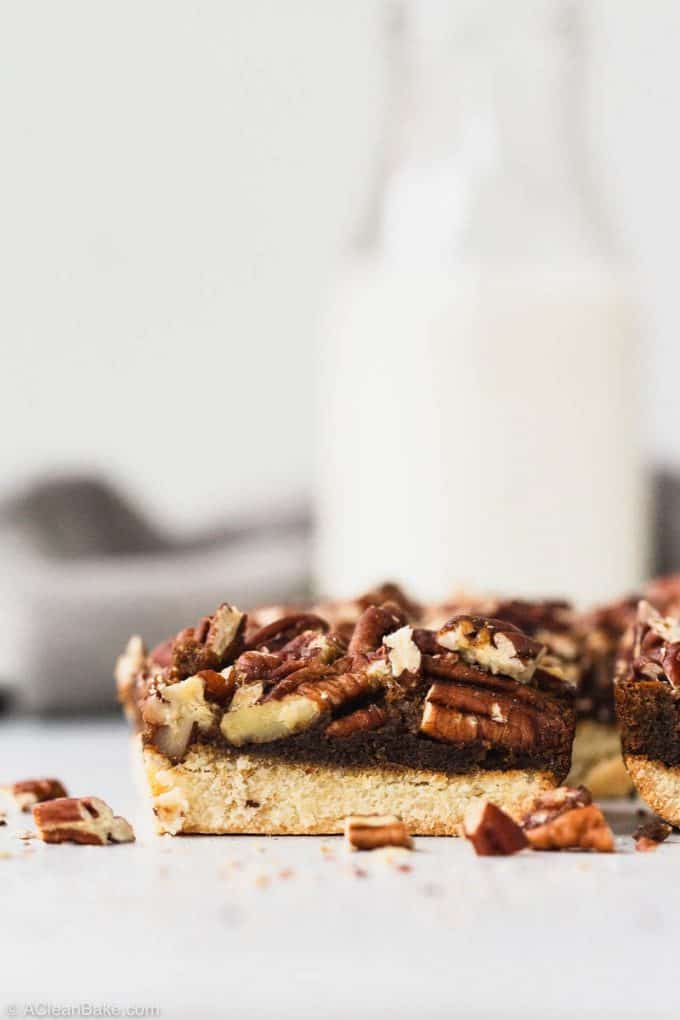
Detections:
[344, 814, 413, 851]
[33, 797, 135, 845]
[325, 703, 388, 739]
[438, 614, 545, 683]
[420, 681, 541, 751]
[4, 778, 68, 812]
[463, 801, 528, 856]
[521, 787, 614, 852]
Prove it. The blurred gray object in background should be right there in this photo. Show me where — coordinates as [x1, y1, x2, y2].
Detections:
[654, 469, 680, 576]
[0, 477, 311, 713]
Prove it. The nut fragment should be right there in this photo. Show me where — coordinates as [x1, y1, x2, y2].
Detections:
[521, 787, 614, 852]
[344, 815, 413, 851]
[633, 816, 671, 852]
[437, 615, 544, 683]
[4, 778, 68, 812]
[33, 797, 135, 845]
[463, 801, 528, 856]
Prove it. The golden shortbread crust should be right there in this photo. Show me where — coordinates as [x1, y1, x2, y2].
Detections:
[624, 755, 680, 827]
[140, 739, 560, 836]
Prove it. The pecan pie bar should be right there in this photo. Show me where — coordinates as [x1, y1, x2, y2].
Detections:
[571, 574, 680, 798]
[615, 599, 680, 825]
[117, 601, 576, 835]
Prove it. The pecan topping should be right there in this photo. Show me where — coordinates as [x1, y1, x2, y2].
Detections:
[633, 816, 671, 852]
[4, 778, 68, 812]
[33, 797, 135, 845]
[463, 801, 528, 856]
[325, 703, 388, 739]
[625, 601, 680, 690]
[344, 814, 413, 851]
[521, 787, 614, 852]
[437, 615, 545, 683]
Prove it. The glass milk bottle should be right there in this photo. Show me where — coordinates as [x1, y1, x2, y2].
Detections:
[315, 0, 647, 606]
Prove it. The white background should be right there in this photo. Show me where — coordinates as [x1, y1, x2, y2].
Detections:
[1, 0, 678, 530]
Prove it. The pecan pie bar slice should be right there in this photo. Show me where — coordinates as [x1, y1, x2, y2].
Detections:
[615, 599, 680, 825]
[117, 602, 576, 835]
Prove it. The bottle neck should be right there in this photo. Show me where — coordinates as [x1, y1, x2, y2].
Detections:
[374, 3, 613, 267]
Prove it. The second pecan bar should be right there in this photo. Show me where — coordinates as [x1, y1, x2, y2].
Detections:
[615, 599, 680, 825]
[117, 601, 576, 835]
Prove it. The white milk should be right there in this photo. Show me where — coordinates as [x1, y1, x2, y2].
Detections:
[316, 259, 646, 605]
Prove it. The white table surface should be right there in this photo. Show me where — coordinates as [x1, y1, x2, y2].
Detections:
[1, 718, 677, 1020]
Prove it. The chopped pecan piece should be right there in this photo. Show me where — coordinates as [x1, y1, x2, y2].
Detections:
[438, 614, 545, 683]
[325, 704, 388, 739]
[633, 816, 671, 852]
[4, 778, 68, 812]
[33, 797, 135, 845]
[463, 801, 528, 856]
[521, 786, 614, 852]
[344, 814, 413, 851]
